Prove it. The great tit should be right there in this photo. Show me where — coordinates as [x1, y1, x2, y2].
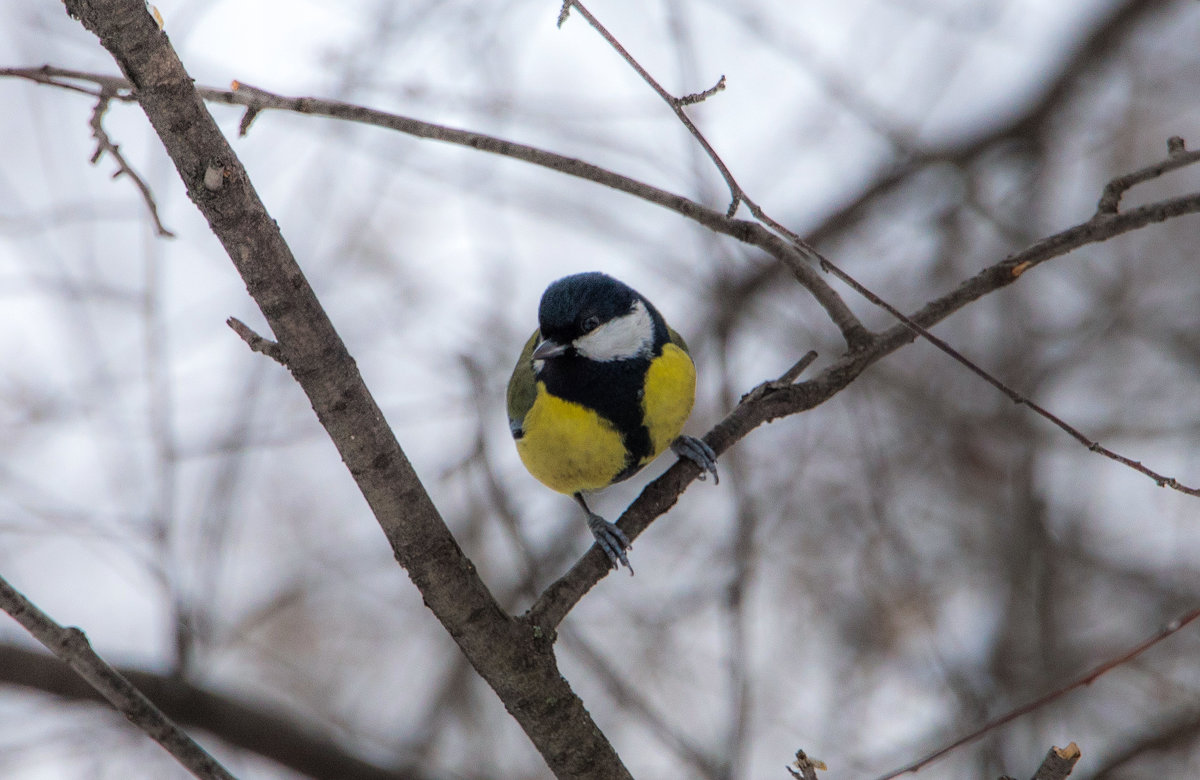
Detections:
[506, 272, 718, 572]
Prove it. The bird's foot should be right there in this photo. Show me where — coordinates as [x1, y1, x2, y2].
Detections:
[585, 511, 633, 575]
[671, 435, 719, 484]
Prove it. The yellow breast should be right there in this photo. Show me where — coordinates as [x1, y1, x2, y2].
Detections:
[516, 384, 629, 495]
[641, 342, 697, 463]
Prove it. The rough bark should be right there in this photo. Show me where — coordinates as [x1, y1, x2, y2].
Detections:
[61, 0, 629, 776]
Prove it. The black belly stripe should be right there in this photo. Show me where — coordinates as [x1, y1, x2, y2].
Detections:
[613, 426, 652, 483]
[537, 354, 654, 476]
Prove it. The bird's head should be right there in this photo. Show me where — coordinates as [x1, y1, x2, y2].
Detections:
[533, 272, 665, 363]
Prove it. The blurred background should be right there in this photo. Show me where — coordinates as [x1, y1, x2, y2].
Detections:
[2, 0, 1200, 777]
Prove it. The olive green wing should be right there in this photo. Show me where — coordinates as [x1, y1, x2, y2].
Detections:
[506, 329, 540, 438]
[666, 325, 691, 356]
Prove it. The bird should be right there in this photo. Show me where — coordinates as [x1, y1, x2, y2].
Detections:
[506, 271, 719, 572]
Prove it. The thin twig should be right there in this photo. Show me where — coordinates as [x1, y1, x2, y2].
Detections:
[786, 749, 825, 780]
[739, 350, 820, 404]
[87, 89, 176, 237]
[677, 75, 726, 106]
[1096, 136, 1198, 215]
[818, 255, 1200, 497]
[0, 573, 235, 780]
[1031, 743, 1082, 780]
[556, 4, 830, 255]
[0, 65, 869, 348]
[554, 2, 1200, 499]
[0, 65, 110, 98]
[229, 81, 263, 136]
[527, 185, 1200, 630]
[562, 0, 747, 216]
[226, 317, 285, 364]
[873, 607, 1200, 780]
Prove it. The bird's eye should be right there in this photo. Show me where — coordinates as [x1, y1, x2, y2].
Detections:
[581, 315, 601, 333]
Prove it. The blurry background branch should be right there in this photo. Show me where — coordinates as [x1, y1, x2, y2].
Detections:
[875, 607, 1200, 779]
[0, 642, 431, 780]
[0, 576, 233, 779]
[735, 0, 1172, 283]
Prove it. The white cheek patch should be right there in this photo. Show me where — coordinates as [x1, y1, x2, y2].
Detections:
[575, 300, 654, 362]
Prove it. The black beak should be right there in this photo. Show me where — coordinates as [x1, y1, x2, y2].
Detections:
[531, 338, 569, 360]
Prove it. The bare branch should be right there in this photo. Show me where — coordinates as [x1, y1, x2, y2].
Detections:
[1097, 136, 1200, 215]
[0, 64, 113, 97]
[676, 74, 726, 107]
[229, 81, 262, 136]
[528, 183, 1200, 629]
[553, 0, 1200, 503]
[561, 0, 746, 216]
[786, 749, 824, 780]
[873, 608, 1200, 780]
[59, 1, 632, 776]
[0, 642, 434, 780]
[0, 574, 234, 780]
[0, 65, 870, 349]
[87, 89, 176, 237]
[1031, 743, 1082, 780]
[594, 0, 1200, 501]
[818, 253, 1200, 498]
[2, 67, 174, 236]
[226, 316, 285, 365]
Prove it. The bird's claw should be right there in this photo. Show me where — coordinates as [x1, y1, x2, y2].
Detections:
[671, 435, 719, 484]
[586, 512, 633, 575]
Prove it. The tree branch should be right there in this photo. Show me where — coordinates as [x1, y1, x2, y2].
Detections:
[0, 642, 435, 780]
[552, 0, 1200, 501]
[58, 1, 629, 777]
[528, 182, 1200, 629]
[816, 178, 1200, 498]
[559, 0, 746, 216]
[1031, 743, 1082, 780]
[0, 65, 871, 350]
[0, 575, 234, 780]
[88, 87, 175, 237]
[23, 4, 1199, 629]
[1096, 136, 1200, 215]
[226, 316, 285, 365]
[873, 607, 1200, 779]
